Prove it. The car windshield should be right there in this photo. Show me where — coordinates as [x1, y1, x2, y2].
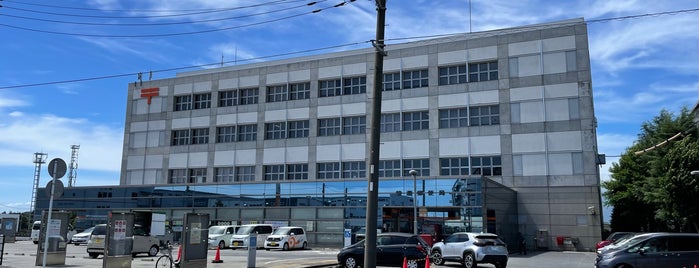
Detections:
[272, 227, 292, 235]
[611, 234, 650, 250]
[81, 227, 95, 234]
[236, 226, 253, 235]
[209, 226, 226, 235]
[92, 225, 106, 235]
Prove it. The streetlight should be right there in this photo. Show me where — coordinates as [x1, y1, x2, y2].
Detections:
[409, 169, 418, 235]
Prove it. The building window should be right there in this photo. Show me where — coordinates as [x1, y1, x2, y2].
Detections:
[239, 88, 259, 105]
[168, 169, 187, 184]
[471, 156, 502, 176]
[382, 72, 401, 91]
[193, 93, 211, 109]
[343, 76, 366, 95]
[318, 118, 341, 136]
[380, 113, 401, 132]
[342, 161, 366, 179]
[342, 116, 366, 135]
[402, 69, 428, 89]
[264, 165, 285, 181]
[236, 166, 256, 182]
[265, 122, 286, 140]
[288, 120, 310, 138]
[171, 129, 190, 146]
[319, 79, 342, 97]
[317, 163, 340, 179]
[438, 65, 467, 85]
[237, 124, 257, 141]
[470, 105, 500, 126]
[468, 61, 498, 82]
[219, 90, 237, 107]
[379, 160, 401, 177]
[403, 111, 429, 131]
[289, 82, 311, 100]
[439, 108, 469, 128]
[174, 95, 192, 111]
[287, 164, 309, 180]
[267, 85, 288, 103]
[216, 126, 236, 143]
[191, 128, 209, 144]
[188, 168, 207, 183]
[403, 159, 429, 176]
[439, 157, 469, 175]
[214, 167, 235, 183]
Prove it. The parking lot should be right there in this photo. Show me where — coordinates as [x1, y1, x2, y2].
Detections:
[1, 239, 596, 268]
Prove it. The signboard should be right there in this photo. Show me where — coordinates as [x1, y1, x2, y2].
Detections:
[189, 222, 201, 245]
[114, 220, 127, 240]
[47, 219, 61, 237]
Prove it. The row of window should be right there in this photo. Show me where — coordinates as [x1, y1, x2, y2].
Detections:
[172, 61, 498, 111]
[170, 105, 498, 145]
[167, 156, 502, 183]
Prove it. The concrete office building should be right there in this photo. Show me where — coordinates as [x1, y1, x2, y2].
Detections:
[38, 18, 603, 250]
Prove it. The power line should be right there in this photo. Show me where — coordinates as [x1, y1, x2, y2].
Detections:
[0, 0, 305, 19]
[0, 8, 696, 90]
[0, 0, 354, 37]
[0, 1, 323, 27]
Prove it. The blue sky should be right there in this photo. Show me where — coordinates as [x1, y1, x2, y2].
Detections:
[1, 0, 697, 223]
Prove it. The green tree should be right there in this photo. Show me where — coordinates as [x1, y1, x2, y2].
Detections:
[603, 108, 699, 232]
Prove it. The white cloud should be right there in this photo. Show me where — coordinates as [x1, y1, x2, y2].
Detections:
[0, 112, 123, 172]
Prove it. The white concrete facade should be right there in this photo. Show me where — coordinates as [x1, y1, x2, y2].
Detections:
[121, 18, 602, 249]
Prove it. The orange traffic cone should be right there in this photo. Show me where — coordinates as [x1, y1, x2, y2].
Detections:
[176, 245, 182, 262]
[212, 245, 223, 263]
[402, 257, 408, 268]
[425, 254, 430, 268]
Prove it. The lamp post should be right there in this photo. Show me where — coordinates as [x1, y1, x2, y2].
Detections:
[409, 169, 418, 235]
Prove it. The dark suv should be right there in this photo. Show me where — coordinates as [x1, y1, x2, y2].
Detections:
[337, 232, 429, 268]
[595, 232, 699, 268]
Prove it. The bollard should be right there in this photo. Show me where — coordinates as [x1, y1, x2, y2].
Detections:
[247, 235, 257, 268]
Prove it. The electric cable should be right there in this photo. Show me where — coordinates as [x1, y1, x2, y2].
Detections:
[0, 0, 354, 37]
[0, 1, 323, 27]
[0, 7, 695, 90]
[0, 0, 306, 19]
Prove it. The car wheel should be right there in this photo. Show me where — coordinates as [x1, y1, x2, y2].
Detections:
[148, 245, 159, 257]
[343, 256, 359, 268]
[89, 253, 99, 259]
[302, 241, 307, 250]
[218, 241, 226, 250]
[495, 263, 507, 268]
[431, 249, 445, 265]
[463, 252, 476, 268]
[407, 259, 419, 268]
[282, 243, 289, 251]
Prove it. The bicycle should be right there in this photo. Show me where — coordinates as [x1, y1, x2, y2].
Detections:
[155, 242, 181, 268]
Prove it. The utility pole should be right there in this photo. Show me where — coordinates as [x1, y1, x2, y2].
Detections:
[365, 1, 386, 267]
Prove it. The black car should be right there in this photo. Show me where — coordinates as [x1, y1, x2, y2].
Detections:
[337, 232, 429, 268]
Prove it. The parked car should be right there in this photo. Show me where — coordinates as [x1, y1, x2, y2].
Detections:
[596, 232, 634, 249]
[265, 226, 307, 251]
[30, 221, 41, 244]
[597, 233, 650, 255]
[337, 232, 429, 268]
[595, 232, 699, 268]
[208, 225, 239, 249]
[70, 226, 95, 246]
[86, 224, 160, 258]
[430, 232, 508, 268]
[229, 224, 274, 249]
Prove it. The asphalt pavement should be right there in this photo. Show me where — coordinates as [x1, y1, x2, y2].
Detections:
[1, 238, 597, 268]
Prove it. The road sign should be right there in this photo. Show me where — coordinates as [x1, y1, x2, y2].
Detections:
[45, 180, 64, 198]
[47, 158, 67, 179]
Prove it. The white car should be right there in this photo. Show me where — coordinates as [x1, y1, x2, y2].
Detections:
[86, 224, 160, 258]
[264, 226, 307, 251]
[229, 224, 274, 249]
[70, 227, 94, 245]
[208, 225, 239, 249]
[431, 232, 509, 268]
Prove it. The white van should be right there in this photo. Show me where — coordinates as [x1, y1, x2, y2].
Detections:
[229, 224, 274, 249]
[31, 221, 41, 244]
[208, 225, 239, 249]
[264, 226, 307, 251]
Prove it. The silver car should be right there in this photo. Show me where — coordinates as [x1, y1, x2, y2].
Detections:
[70, 227, 94, 246]
[596, 232, 699, 268]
